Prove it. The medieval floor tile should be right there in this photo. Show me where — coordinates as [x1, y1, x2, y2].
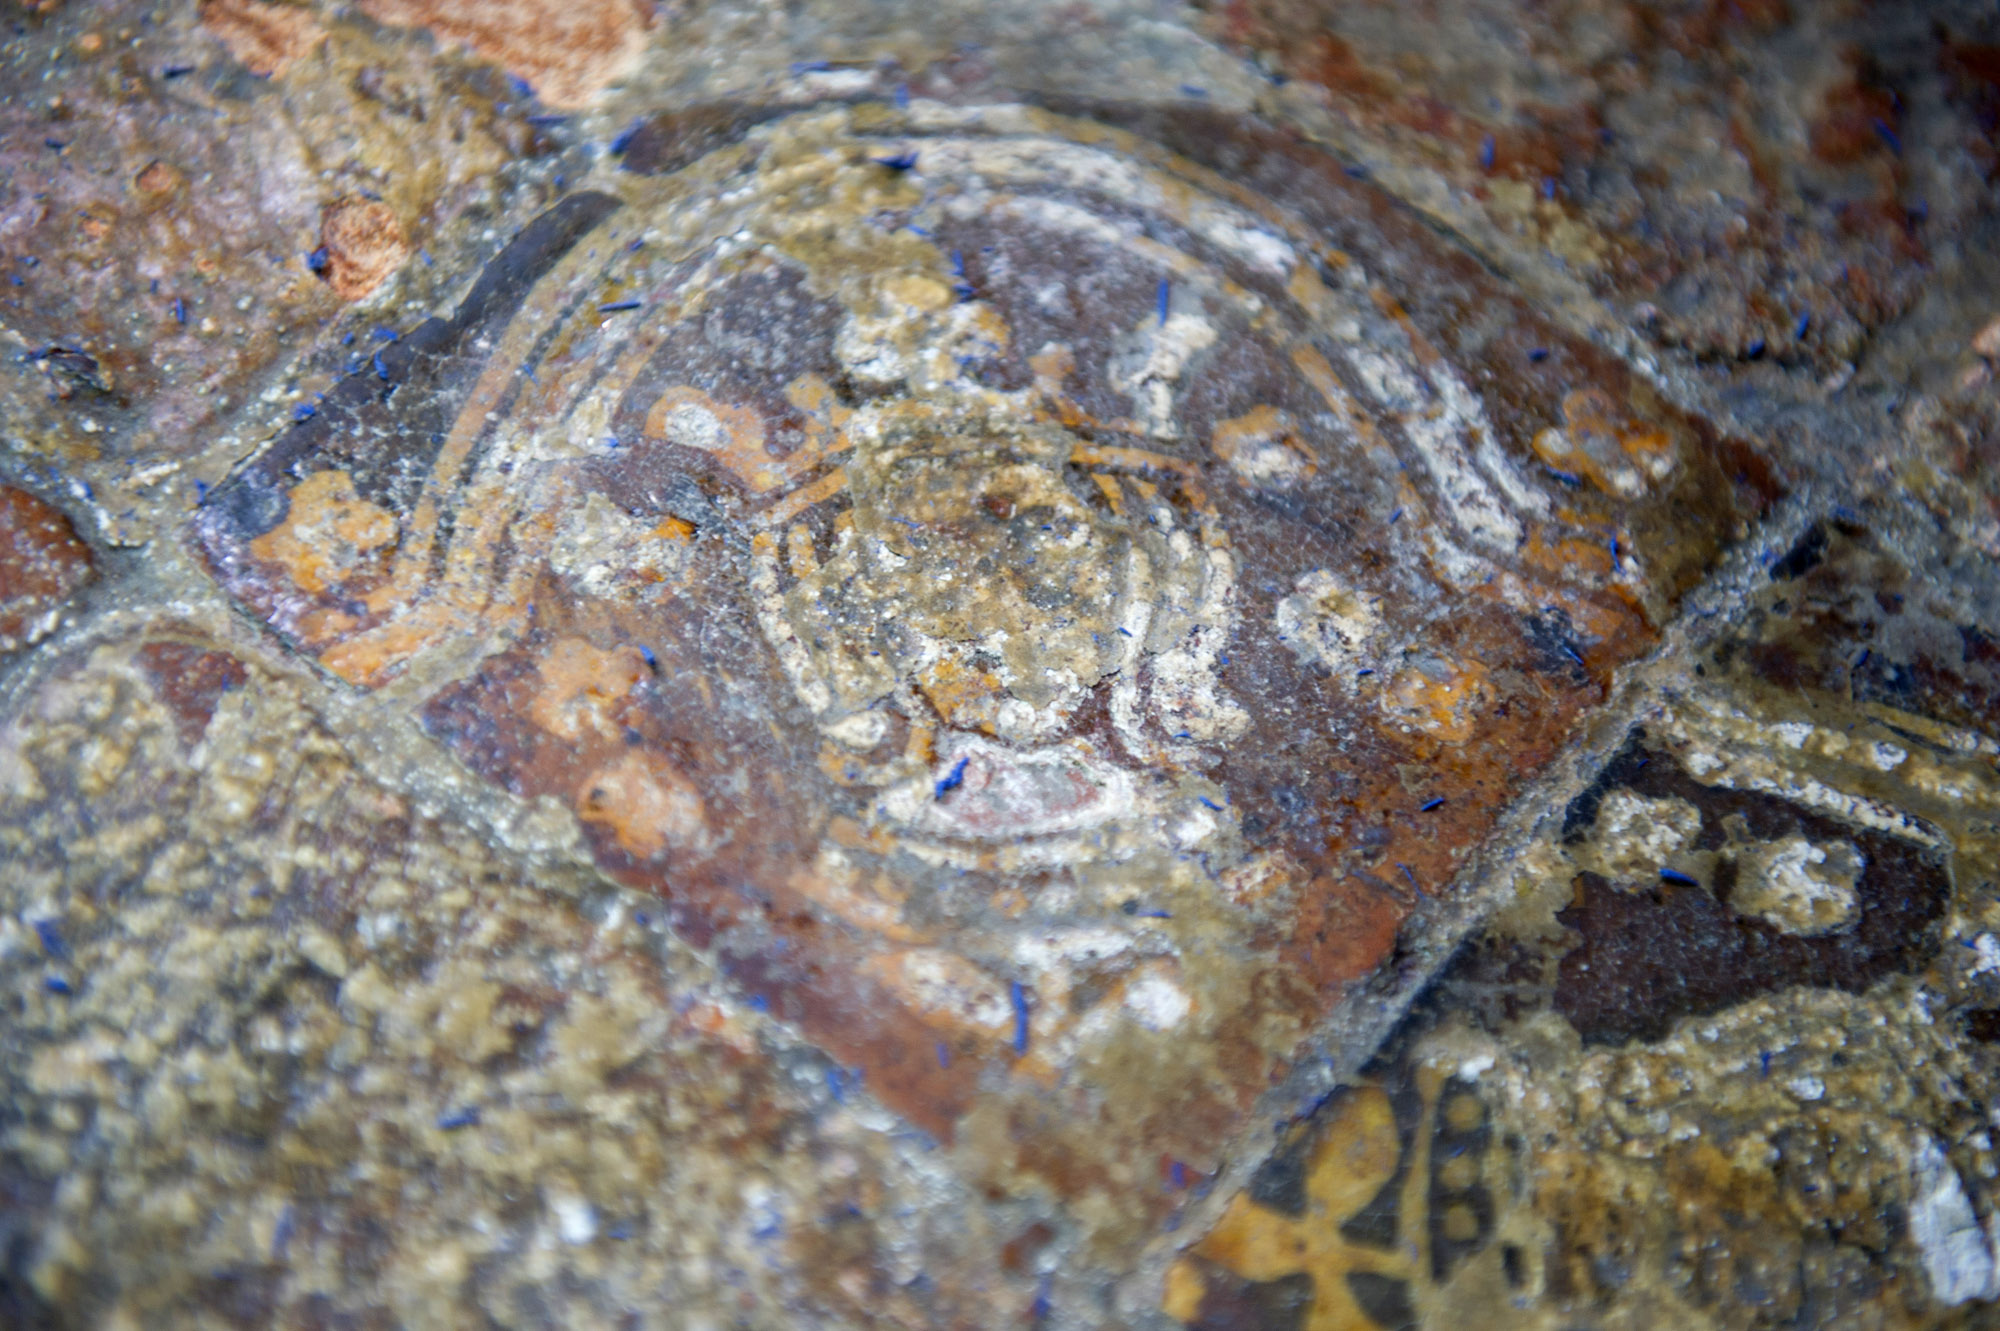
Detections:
[186, 98, 1777, 1265]
[1170, 504, 2000, 1329]
[0, 625, 1043, 1329]
[0, 484, 92, 659]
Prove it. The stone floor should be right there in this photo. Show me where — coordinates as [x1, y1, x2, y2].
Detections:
[1, 1, 1998, 1328]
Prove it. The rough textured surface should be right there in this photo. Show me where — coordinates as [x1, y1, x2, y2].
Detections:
[0, 627, 1034, 1330]
[1167, 505, 2000, 1329]
[0, 0, 575, 544]
[0, 484, 92, 657]
[1, 0, 1997, 1327]
[188, 98, 1773, 1253]
[355, 0, 656, 110]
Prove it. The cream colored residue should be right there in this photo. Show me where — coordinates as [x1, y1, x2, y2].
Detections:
[1531, 387, 1677, 499]
[1210, 405, 1317, 488]
[1578, 790, 1703, 884]
[1382, 658, 1492, 744]
[574, 751, 706, 859]
[248, 469, 399, 596]
[527, 637, 647, 741]
[1731, 833, 1863, 936]
[548, 491, 694, 597]
[865, 948, 1015, 1041]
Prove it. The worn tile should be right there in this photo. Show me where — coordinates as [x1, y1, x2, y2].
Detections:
[1168, 506, 2000, 1328]
[0, 484, 93, 659]
[1197, 0, 1999, 383]
[188, 96, 1774, 1262]
[0, 625, 1048, 1330]
[0, 0, 574, 543]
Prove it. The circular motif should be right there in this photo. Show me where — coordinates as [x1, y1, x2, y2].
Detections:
[198, 97, 1715, 1186]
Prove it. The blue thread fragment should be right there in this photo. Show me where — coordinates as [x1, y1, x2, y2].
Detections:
[1356, 667, 1374, 677]
[1010, 981, 1030, 1055]
[1659, 867, 1699, 886]
[172, 296, 186, 324]
[610, 118, 644, 155]
[1199, 795, 1224, 812]
[194, 479, 209, 505]
[1746, 338, 1766, 359]
[1562, 643, 1587, 669]
[637, 645, 657, 670]
[1156, 276, 1170, 326]
[1872, 118, 1901, 155]
[1527, 346, 1549, 362]
[1795, 310, 1811, 339]
[526, 113, 568, 127]
[1387, 507, 1403, 524]
[32, 919, 67, 961]
[1759, 1050, 1772, 1076]
[873, 150, 919, 171]
[373, 351, 390, 381]
[436, 1107, 479, 1131]
[44, 975, 71, 996]
[599, 299, 642, 312]
[1396, 862, 1419, 894]
[1545, 466, 1582, 486]
[161, 64, 194, 78]
[934, 756, 969, 799]
[1420, 797, 1445, 812]
[293, 403, 316, 422]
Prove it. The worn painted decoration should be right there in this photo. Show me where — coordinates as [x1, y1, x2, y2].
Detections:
[194, 98, 1774, 1233]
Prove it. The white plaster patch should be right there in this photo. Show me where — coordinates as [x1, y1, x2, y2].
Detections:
[1972, 934, 2000, 978]
[1275, 569, 1384, 673]
[548, 1192, 597, 1245]
[1586, 789, 1703, 882]
[659, 401, 728, 452]
[882, 737, 1138, 842]
[1122, 970, 1192, 1031]
[1111, 312, 1218, 437]
[1909, 1136, 2000, 1305]
[549, 492, 689, 597]
[1733, 835, 1862, 936]
[1345, 346, 1523, 551]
